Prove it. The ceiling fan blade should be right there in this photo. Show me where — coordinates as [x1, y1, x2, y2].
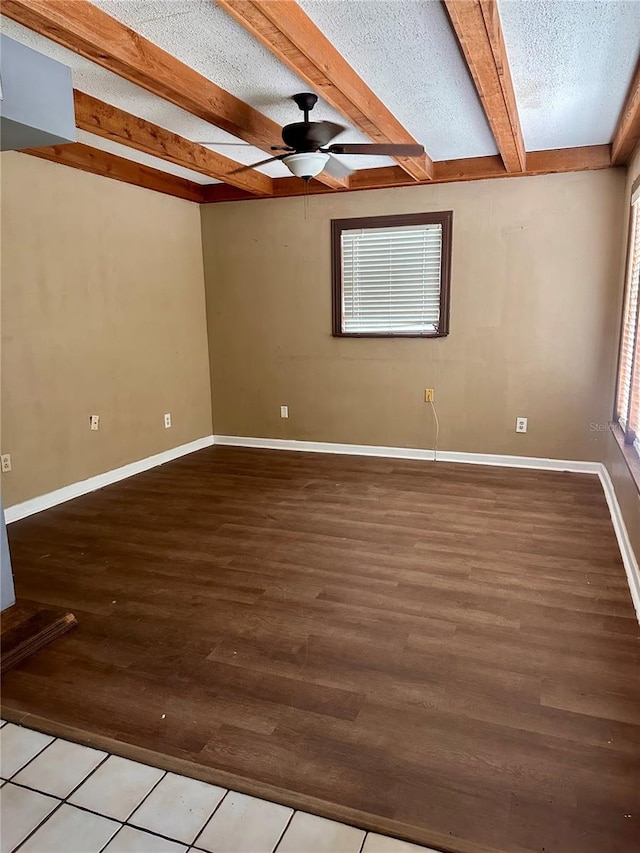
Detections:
[304, 120, 346, 147]
[327, 143, 425, 157]
[194, 142, 254, 146]
[323, 155, 354, 180]
[228, 154, 286, 174]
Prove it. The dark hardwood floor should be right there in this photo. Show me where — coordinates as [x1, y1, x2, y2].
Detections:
[2, 447, 639, 853]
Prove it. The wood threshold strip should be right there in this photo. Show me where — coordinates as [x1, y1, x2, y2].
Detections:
[0, 707, 500, 853]
[0, 0, 339, 191]
[612, 57, 640, 165]
[21, 143, 207, 202]
[443, 0, 525, 173]
[215, 0, 433, 182]
[73, 91, 272, 196]
[200, 145, 613, 203]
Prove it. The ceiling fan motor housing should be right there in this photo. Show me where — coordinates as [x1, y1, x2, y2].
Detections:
[282, 121, 322, 151]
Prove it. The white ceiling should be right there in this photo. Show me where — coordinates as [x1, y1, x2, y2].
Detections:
[498, 0, 640, 151]
[2, 0, 639, 186]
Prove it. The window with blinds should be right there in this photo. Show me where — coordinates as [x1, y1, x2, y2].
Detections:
[331, 212, 452, 338]
[616, 186, 640, 458]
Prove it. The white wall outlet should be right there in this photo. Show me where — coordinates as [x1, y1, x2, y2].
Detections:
[1, 454, 12, 473]
[90, 415, 100, 431]
[280, 405, 289, 419]
[164, 413, 172, 429]
[515, 417, 528, 433]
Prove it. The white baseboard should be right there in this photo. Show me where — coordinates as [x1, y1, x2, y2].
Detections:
[214, 434, 602, 473]
[597, 465, 640, 622]
[4, 431, 638, 624]
[4, 435, 214, 523]
[214, 434, 438, 462]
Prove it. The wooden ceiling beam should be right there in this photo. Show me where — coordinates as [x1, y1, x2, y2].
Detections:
[21, 140, 611, 206]
[2, 1, 282, 149]
[21, 143, 206, 202]
[612, 57, 640, 165]
[73, 91, 273, 196]
[215, 0, 433, 182]
[2, 0, 343, 191]
[443, 0, 526, 173]
[200, 145, 612, 202]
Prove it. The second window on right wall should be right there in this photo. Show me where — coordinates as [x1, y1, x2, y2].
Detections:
[616, 180, 640, 459]
[331, 211, 453, 338]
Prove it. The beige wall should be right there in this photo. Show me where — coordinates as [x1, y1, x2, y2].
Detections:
[602, 142, 640, 558]
[1, 152, 212, 507]
[201, 168, 625, 462]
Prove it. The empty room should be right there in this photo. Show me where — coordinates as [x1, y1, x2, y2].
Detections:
[1, 1, 640, 853]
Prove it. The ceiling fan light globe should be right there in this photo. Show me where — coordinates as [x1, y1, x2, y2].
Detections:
[283, 152, 329, 179]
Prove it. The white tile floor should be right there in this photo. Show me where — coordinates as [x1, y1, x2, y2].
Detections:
[0, 719, 441, 853]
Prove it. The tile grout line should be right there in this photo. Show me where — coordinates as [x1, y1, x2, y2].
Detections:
[8, 752, 227, 852]
[270, 807, 297, 853]
[11, 795, 66, 853]
[10, 739, 115, 853]
[189, 787, 232, 850]
[4, 728, 57, 783]
[10, 738, 173, 852]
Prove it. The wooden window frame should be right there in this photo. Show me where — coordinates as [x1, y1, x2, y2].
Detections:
[331, 211, 453, 339]
[614, 175, 640, 461]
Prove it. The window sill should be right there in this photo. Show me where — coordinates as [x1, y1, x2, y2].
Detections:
[612, 424, 640, 494]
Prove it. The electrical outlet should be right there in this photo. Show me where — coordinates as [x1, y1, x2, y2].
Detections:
[515, 417, 528, 433]
[424, 389, 435, 403]
[90, 415, 100, 431]
[164, 413, 172, 429]
[1, 454, 12, 473]
[280, 405, 289, 419]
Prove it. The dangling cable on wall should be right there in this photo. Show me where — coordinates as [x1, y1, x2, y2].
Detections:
[430, 398, 440, 462]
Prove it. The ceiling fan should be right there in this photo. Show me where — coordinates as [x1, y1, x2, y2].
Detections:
[199, 93, 425, 181]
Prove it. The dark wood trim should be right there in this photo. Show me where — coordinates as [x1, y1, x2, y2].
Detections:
[330, 211, 453, 339]
[21, 144, 613, 205]
[21, 143, 206, 203]
[612, 57, 640, 166]
[201, 146, 613, 203]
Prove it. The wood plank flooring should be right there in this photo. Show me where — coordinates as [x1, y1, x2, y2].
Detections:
[2, 447, 639, 853]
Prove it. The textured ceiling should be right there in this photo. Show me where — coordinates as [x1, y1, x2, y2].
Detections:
[498, 0, 640, 151]
[2, 0, 639, 186]
[299, 0, 498, 160]
[93, 0, 395, 173]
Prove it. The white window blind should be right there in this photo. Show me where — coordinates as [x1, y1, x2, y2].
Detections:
[616, 194, 640, 454]
[340, 223, 443, 334]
